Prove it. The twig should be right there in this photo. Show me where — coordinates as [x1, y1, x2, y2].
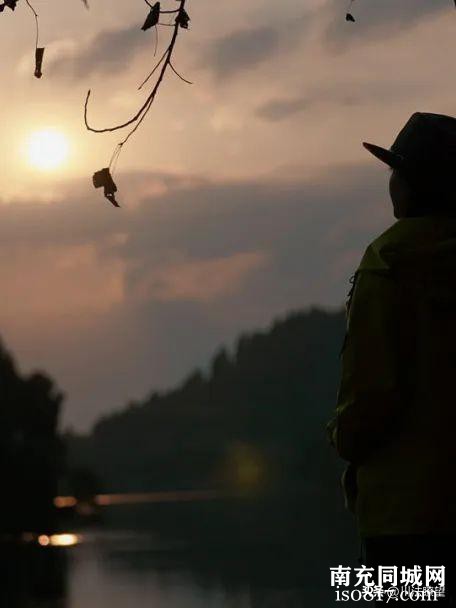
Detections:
[153, 23, 158, 56]
[25, 0, 39, 49]
[84, 0, 187, 136]
[87, 0, 191, 205]
[138, 47, 168, 90]
[346, 0, 356, 21]
[169, 61, 192, 84]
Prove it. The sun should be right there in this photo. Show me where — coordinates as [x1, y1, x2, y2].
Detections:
[27, 129, 70, 171]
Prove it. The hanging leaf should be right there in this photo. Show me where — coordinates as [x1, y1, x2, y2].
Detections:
[346, 12, 355, 22]
[142, 2, 160, 31]
[34, 46, 44, 78]
[0, 0, 18, 11]
[85, 0, 190, 204]
[81, 0, 89, 7]
[93, 168, 120, 208]
[176, 8, 190, 29]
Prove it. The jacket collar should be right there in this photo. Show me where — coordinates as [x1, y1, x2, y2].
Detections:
[359, 217, 456, 273]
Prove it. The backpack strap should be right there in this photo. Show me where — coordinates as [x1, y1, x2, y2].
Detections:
[339, 270, 360, 357]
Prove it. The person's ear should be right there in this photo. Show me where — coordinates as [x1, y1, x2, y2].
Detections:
[389, 169, 411, 218]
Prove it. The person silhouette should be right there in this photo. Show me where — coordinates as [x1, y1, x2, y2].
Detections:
[326, 112, 456, 605]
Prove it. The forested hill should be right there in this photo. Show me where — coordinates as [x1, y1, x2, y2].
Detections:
[66, 306, 346, 494]
[0, 342, 63, 532]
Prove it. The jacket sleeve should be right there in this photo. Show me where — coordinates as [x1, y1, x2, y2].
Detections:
[326, 268, 407, 465]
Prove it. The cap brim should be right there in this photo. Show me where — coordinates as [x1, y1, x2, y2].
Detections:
[362, 142, 404, 169]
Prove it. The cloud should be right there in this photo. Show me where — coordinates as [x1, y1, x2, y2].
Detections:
[0, 164, 393, 430]
[257, 95, 325, 122]
[203, 26, 280, 79]
[255, 80, 426, 121]
[198, 6, 313, 80]
[322, 0, 450, 51]
[199, 0, 450, 83]
[49, 25, 145, 79]
[131, 251, 268, 302]
[38, 0, 451, 97]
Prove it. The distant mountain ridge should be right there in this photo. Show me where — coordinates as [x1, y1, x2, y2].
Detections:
[66, 306, 347, 494]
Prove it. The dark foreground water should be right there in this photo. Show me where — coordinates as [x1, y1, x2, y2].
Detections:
[0, 526, 358, 607]
[0, 485, 359, 607]
[68, 530, 304, 608]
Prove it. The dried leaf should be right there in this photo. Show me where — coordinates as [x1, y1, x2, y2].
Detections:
[34, 47, 45, 79]
[142, 2, 160, 31]
[176, 8, 190, 29]
[93, 168, 120, 208]
[0, 0, 18, 11]
[346, 12, 355, 22]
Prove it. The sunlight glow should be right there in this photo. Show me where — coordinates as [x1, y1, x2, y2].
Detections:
[27, 129, 69, 171]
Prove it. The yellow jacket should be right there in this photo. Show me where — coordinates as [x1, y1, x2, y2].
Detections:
[327, 216, 456, 537]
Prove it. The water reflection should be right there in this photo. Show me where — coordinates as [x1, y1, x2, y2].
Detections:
[0, 542, 68, 607]
[69, 530, 312, 608]
[38, 534, 80, 548]
[0, 528, 349, 608]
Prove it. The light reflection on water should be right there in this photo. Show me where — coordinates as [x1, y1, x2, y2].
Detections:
[3, 526, 349, 608]
[68, 531, 252, 608]
[38, 534, 81, 547]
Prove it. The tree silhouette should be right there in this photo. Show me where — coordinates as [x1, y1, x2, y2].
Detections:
[0, 341, 64, 534]
[66, 307, 346, 494]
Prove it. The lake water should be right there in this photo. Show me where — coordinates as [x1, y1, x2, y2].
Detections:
[1, 525, 356, 607]
[68, 530, 252, 608]
[0, 486, 359, 608]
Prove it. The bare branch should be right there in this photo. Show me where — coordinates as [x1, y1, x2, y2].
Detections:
[25, 0, 46, 79]
[169, 61, 192, 85]
[84, 0, 187, 136]
[137, 47, 168, 90]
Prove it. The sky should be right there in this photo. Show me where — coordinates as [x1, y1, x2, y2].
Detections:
[0, 0, 454, 430]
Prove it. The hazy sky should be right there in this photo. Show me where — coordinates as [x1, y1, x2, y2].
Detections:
[0, 0, 454, 430]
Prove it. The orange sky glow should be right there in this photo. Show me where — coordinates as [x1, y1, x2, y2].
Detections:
[0, 0, 453, 429]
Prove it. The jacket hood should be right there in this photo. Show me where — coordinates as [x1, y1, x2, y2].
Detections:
[359, 216, 456, 274]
